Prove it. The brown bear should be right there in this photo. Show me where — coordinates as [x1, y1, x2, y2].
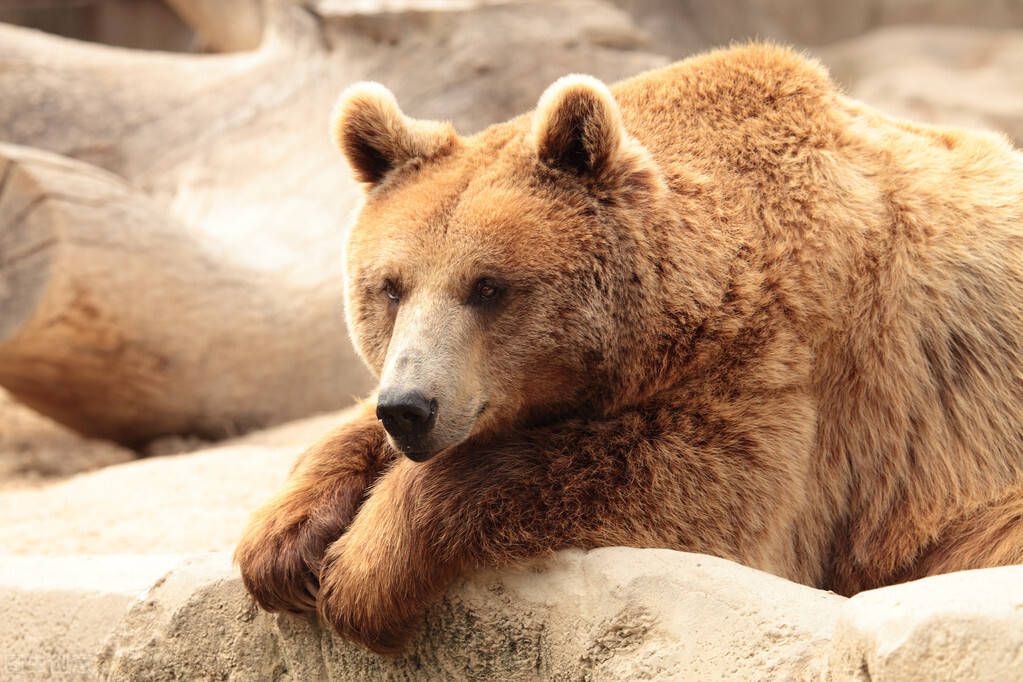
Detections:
[235, 43, 1023, 654]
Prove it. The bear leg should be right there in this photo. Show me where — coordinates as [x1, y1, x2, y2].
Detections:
[235, 402, 394, 614]
[316, 388, 813, 653]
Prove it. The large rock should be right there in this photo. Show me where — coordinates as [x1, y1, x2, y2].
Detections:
[1, 549, 844, 681]
[3, 546, 1023, 680]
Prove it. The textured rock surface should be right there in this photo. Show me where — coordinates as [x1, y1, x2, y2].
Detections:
[2, 549, 845, 681]
[828, 566, 1023, 680]
[4, 547, 1023, 681]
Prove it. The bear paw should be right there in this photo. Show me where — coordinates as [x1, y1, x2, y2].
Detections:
[236, 517, 331, 614]
[317, 535, 419, 655]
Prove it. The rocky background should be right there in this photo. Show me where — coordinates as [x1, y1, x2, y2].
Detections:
[1, 2, 1022, 679]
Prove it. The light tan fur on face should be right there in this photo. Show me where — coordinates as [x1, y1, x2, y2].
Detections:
[378, 290, 487, 454]
[237, 44, 1023, 654]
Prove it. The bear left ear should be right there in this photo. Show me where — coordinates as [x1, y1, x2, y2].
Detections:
[532, 74, 626, 182]
[331, 82, 458, 186]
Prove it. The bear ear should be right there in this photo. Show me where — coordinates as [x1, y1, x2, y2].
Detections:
[331, 82, 457, 186]
[532, 74, 625, 181]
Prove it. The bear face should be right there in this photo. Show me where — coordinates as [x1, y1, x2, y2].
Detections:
[336, 78, 670, 460]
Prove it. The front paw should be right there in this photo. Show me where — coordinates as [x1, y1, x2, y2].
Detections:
[236, 407, 393, 615]
[235, 516, 326, 613]
[317, 537, 418, 655]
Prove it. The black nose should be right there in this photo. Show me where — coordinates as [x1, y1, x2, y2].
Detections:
[376, 389, 436, 444]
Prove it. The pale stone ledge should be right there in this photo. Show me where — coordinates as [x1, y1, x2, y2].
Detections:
[3, 547, 1021, 681]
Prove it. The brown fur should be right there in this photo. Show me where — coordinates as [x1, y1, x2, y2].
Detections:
[235, 43, 1023, 654]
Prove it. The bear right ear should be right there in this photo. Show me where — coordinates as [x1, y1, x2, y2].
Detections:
[331, 83, 458, 186]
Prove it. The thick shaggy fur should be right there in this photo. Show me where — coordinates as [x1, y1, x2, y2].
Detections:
[236, 44, 1023, 654]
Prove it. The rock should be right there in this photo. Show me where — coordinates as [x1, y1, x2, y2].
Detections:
[0, 416, 845, 679]
[0, 549, 845, 681]
[821, 26, 1023, 146]
[828, 565, 1023, 680]
[97, 554, 286, 682]
[4, 544, 1023, 680]
[0, 554, 190, 682]
[610, 0, 1023, 57]
[0, 388, 134, 491]
[0, 408, 345, 555]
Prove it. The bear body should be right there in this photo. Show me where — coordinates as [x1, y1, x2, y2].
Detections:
[236, 44, 1023, 653]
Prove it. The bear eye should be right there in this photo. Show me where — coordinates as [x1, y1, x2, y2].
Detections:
[383, 279, 400, 303]
[469, 278, 501, 306]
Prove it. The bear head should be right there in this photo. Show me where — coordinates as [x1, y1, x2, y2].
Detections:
[333, 76, 676, 461]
